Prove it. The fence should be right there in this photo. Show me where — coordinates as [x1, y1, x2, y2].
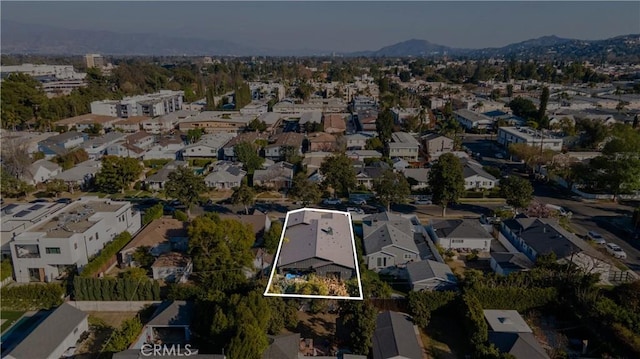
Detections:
[67, 300, 161, 311]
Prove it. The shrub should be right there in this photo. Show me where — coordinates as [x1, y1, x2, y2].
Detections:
[0, 283, 64, 310]
[73, 277, 160, 301]
[142, 203, 164, 225]
[470, 287, 557, 312]
[408, 290, 458, 327]
[102, 317, 143, 353]
[173, 210, 188, 221]
[80, 232, 132, 277]
[1, 260, 13, 281]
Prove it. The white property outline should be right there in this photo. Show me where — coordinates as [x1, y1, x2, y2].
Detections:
[263, 207, 364, 300]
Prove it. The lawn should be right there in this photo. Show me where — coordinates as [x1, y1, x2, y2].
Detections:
[0, 311, 25, 333]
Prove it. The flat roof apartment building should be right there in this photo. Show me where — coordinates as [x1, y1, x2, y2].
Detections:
[10, 197, 141, 283]
[91, 90, 184, 118]
[497, 127, 563, 151]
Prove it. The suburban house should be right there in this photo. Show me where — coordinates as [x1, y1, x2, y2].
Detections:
[10, 197, 141, 282]
[253, 162, 295, 189]
[1, 130, 61, 155]
[181, 133, 235, 160]
[21, 159, 62, 185]
[346, 150, 383, 161]
[484, 309, 550, 358]
[307, 132, 337, 152]
[277, 209, 357, 280]
[262, 333, 301, 359]
[204, 161, 247, 189]
[119, 218, 188, 267]
[221, 132, 267, 161]
[463, 160, 498, 190]
[144, 160, 188, 191]
[372, 311, 423, 359]
[402, 168, 430, 190]
[55, 113, 119, 131]
[490, 252, 534, 276]
[152, 252, 192, 283]
[428, 219, 493, 252]
[299, 111, 323, 126]
[125, 131, 155, 150]
[142, 110, 198, 133]
[354, 166, 387, 190]
[219, 212, 271, 241]
[390, 107, 420, 126]
[264, 132, 305, 161]
[454, 109, 495, 130]
[258, 112, 284, 133]
[113, 116, 149, 132]
[4, 303, 89, 359]
[51, 159, 102, 190]
[178, 111, 254, 134]
[80, 132, 127, 159]
[322, 113, 347, 134]
[500, 218, 611, 278]
[392, 157, 411, 171]
[105, 141, 145, 159]
[421, 133, 454, 157]
[130, 301, 194, 350]
[497, 127, 563, 151]
[356, 110, 379, 132]
[345, 133, 374, 150]
[38, 131, 88, 158]
[406, 259, 458, 291]
[362, 212, 421, 271]
[388, 132, 420, 162]
[142, 135, 185, 160]
[483, 110, 527, 127]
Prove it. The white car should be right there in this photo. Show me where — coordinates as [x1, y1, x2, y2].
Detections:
[605, 243, 627, 259]
[62, 347, 77, 358]
[351, 198, 367, 205]
[414, 199, 433, 205]
[346, 207, 364, 215]
[587, 231, 606, 245]
[322, 198, 341, 205]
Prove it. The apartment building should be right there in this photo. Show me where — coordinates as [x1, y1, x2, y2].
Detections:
[90, 90, 184, 118]
[178, 111, 255, 134]
[10, 197, 141, 283]
[272, 98, 347, 114]
[85, 54, 105, 68]
[454, 109, 495, 130]
[497, 127, 563, 151]
[388, 132, 420, 162]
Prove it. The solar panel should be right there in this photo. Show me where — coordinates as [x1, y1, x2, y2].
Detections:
[28, 204, 45, 211]
[14, 210, 32, 218]
[2, 204, 19, 212]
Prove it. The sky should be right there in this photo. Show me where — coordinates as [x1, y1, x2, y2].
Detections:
[2, 1, 639, 52]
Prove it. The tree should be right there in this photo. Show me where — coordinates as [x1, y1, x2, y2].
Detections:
[0, 73, 47, 130]
[231, 182, 256, 215]
[165, 167, 206, 216]
[499, 176, 534, 210]
[320, 153, 356, 197]
[263, 220, 283, 254]
[288, 172, 321, 206]
[336, 300, 378, 356]
[235, 142, 264, 175]
[142, 203, 164, 225]
[1, 140, 31, 179]
[0, 167, 33, 198]
[187, 128, 204, 143]
[428, 153, 465, 216]
[132, 246, 155, 268]
[373, 169, 410, 212]
[375, 109, 394, 157]
[95, 156, 143, 194]
[246, 118, 267, 132]
[45, 179, 68, 198]
[506, 84, 514, 98]
[537, 87, 550, 128]
[364, 137, 384, 152]
[509, 97, 538, 120]
[576, 118, 608, 149]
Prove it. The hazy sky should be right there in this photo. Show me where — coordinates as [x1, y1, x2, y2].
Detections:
[2, 1, 639, 51]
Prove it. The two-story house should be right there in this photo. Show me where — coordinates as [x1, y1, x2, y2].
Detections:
[181, 133, 235, 160]
[264, 132, 305, 161]
[80, 132, 127, 160]
[38, 132, 88, 158]
[388, 132, 420, 162]
[421, 133, 454, 157]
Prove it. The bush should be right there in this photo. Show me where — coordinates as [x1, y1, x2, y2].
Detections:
[142, 203, 163, 225]
[80, 232, 132, 277]
[102, 317, 143, 353]
[1, 283, 64, 310]
[143, 159, 172, 168]
[464, 190, 485, 198]
[73, 277, 160, 301]
[188, 158, 214, 168]
[1, 260, 13, 281]
[470, 287, 557, 312]
[408, 290, 458, 327]
[173, 210, 188, 221]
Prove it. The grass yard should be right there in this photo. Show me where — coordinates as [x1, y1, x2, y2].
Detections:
[0, 311, 25, 333]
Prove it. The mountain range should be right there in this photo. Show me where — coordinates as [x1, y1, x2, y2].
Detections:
[2, 20, 639, 59]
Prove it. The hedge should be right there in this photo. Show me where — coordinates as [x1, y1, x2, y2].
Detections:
[73, 277, 160, 301]
[1, 283, 64, 310]
[142, 204, 163, 225]
[80, 232, 132, 277]
[460, 293, 488, 348]
[1, 260, 13, 281]
[408, 290, 458, 327]
[102, 317, 143, 353]
[470, 286, 557, 312]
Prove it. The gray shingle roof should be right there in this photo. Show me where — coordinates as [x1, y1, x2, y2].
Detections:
[147, 301, 194, 327]
[372, 311, 423, 359]
[488, 332, 550, 359]
[7, 303, 88, 359]
[279, 210, 355, 269]
[431, 219, 493, 240]
[490, 252, 534, 271]
[502, 218, 583, 259]
[406, 259, 457, 284]
[262, 333, 300, 359]
[362, 212, 419, 255]
[462, 161, 497, 181]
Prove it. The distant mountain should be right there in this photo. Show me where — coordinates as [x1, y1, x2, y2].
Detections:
[2, 20, 638, 60]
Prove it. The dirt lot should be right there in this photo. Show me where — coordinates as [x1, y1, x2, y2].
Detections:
[74, 312, 139, 359]
[289, 311, 340, 356]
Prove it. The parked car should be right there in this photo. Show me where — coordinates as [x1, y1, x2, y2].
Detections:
[414, 199, 433, 205]
[495, 153, 504, 159]
[346, 207, 365, 215]
[586, 231, 606, 245]
[56, 198, 73, 204]
[322, 198, 342, 205]
[605, 243, 627, 259]
[350, 198, 367, 205]
[61, 347, 77, 358]
[545, 204, 571, 217]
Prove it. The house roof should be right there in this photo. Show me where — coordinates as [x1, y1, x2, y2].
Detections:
[406, 259, 457, 285]
[299, 111, 323, 125]
[279, 209, 355, 269]
[7, 303, 88, 359]
[40, 131, 85, 144]
[463, 161, 497, 181]
[322, 114, 346, 131]
[307, 132, 336, 143]
[488, 332, 550, 359]
[262, 333, 300, 359]
[152, 252, 191, 268]
[219, 213, 268, 236]
[81, 132, 127, 149]
[372, 311, 422, 359]
[403, 168, 430, 183]
[57, 113, 117, 126]
[431, 219, 493, 240]
[362, 213, 419, 255]
[266, 132, 305, 149]
[490, 252, 534, 272]
[147, 300, 194, 327]
[254, 162, 294, 182]
[122, 218, 187, 253]
[114, 116, 149, 126]
[484, 309, 532, 333]
[184, 133, 235, 150]
[502, 218, 584, 259]
[52, 164, 100, 181]
[204, 162, 247, 184]
[28, 159, 60, 173]
[223, 132, 267, 149]
[126, 131, 154, 143]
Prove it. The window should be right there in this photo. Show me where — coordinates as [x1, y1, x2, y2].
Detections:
[404, 254, 412, 259]
[46, 247, 61, 254]
[96, 233, 99, 240]
[377, 257, 382, 267]
[452, 239, 464, 244]
[74, 243, 78, 250]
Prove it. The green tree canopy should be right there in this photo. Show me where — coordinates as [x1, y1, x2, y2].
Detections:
[235, 141, 264, 175]
[263, 220, 283, 254]
[509, 97, 538, 120]
[95, 156, 143, 194]
[165, 166, 206, 216]
[231, 182, 256, 215]
[373, 169, 411, 212]
[375, 109, 395, 156]
[428, 153, 465, 216]
[0, 73, 47, 130]
[320, 153, 356, 197]
[288, 172, 321, 206]
[187, 128, 204, 143]
[499, 176, 534, 209]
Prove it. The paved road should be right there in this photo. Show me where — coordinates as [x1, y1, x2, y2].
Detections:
[533, 181, 640, 273]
